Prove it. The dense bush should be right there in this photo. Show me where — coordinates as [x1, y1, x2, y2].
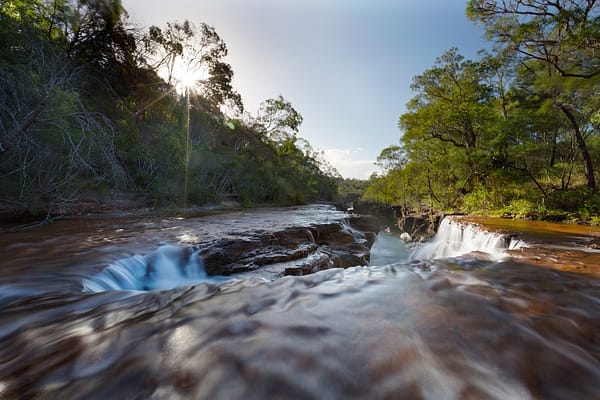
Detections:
[0, 1, 338, 217]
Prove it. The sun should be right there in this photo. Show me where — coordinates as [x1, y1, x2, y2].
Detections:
[158, 57, 210, 95]
[179, 68, 199, 92]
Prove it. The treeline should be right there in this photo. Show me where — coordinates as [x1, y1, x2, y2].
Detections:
[0, 0, 339, 218]
[365, 0, 600, 221]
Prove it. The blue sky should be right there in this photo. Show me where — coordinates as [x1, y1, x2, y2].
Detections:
[122, 0, 489, 179]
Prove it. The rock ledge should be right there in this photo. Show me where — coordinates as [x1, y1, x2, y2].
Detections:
[200, 214, 380, 278]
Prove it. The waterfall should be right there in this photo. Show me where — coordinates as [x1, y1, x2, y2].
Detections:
[82, 244, 227, 293]
[411, 217, 526, 260]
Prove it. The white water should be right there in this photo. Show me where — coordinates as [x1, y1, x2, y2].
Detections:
[82, 217, 525, 293]
[82, 226, 407, 293]
[82, 244, 227, 292]
[411, 217, 527, 260]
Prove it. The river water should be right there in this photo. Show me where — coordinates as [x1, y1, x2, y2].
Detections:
[1, 206, 600, 399]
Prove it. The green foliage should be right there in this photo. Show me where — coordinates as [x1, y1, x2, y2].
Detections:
[254, 95, 303, 144]
[364, 2, 600, 222]
[499, 199, 536, 219]
[468, 0, 600, 190]
[337, 178, 370, 205]
[0, 1, 337, 217]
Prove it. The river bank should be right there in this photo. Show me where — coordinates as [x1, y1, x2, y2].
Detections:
[464, 216, 600, 278]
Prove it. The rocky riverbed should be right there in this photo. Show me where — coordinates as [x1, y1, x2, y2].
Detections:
[2, 206, 600, 399]
[0, 204, 380, 296]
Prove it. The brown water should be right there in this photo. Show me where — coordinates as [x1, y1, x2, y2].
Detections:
[467, 217, 600, 278]
[1, 209, 600, 399]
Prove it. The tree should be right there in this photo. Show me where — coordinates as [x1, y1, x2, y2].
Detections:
[0, 1, 337, 216]
[0, 1, 130, 211]
[375, 145, 406, 174]
[143, 20, 243, 111]
[467, 0, 600, 79]
[401, 49, 497, 150]
[399, 49, 500, 202]
[254, 95, 303, 144]
[467, 0, 600, 188]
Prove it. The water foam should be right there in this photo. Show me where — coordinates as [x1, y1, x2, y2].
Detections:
[412, 217, 526, 260]
[82, 244, 226, 293]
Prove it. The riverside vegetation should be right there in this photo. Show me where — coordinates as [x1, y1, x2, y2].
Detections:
[361, 0, 600, 223]
[4, 1, 600, 224]
[0, 1, 339, 220]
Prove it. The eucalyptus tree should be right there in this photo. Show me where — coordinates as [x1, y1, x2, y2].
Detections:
[398, 48, 501, 207]
[142, 20, 242, 111]
[468, 0, 600, 188]
[467, 0, 600, 79]
[375, 145, 406, 174]
[254, 95, 303, 145]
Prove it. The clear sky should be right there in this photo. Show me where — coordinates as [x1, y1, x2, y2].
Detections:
[122, 0, 489, 179]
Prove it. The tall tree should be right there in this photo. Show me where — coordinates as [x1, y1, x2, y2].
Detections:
[399, 48, 499, 201]
[254, 95, 303, 145]
[467, 0, 600, 188]
[375, 145, 406, 174]
[143, 20, 243, 111]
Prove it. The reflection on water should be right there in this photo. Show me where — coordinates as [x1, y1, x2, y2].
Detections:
[1, 209, 600, 399]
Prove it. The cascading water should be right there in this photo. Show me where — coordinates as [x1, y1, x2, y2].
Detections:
[341, 219, 369, 245]
[2, 206, 600, 399]
[411, 217, 527, 260]
[82, 244, 228, 292]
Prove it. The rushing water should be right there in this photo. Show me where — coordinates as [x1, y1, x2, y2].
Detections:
[412, 217, 527, 260]
[80, 245, 230, 293]
[1, 209, 600, 399]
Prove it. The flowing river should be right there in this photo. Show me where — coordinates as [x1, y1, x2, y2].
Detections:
[1, 205, 600, 399]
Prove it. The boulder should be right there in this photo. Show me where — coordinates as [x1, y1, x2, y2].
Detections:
[348, 214, 381, 234]
[200, 215, 379, 278]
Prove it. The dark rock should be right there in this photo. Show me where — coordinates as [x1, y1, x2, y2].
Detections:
[317, 229, 356, 245]
[348, 214, 381, 234]
[284, 253, 331, 276]
[363, 231, 377, 248]
[200, 215, 380, 278]
[276, 228, 316, 246]
[322, 243, 370, 268]
[200, 238, 263, 271]
[398, 214, 442, 240]
[309, 223, 344, 242]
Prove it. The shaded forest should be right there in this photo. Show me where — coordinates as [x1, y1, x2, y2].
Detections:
[362, 0, 600, 222]
[0, 0, 339, 219]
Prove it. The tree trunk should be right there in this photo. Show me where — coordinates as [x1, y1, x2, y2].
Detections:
[560, 105, 596, 190]
[1, 100, 48, 154]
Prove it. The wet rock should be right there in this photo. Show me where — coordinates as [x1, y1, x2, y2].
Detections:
[322, 243, 371, 268]
[284, 253, 331, 276]
[348, 214, 381, 235]
[317, 229, 356, 245]
[201, 216, 378, 278]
